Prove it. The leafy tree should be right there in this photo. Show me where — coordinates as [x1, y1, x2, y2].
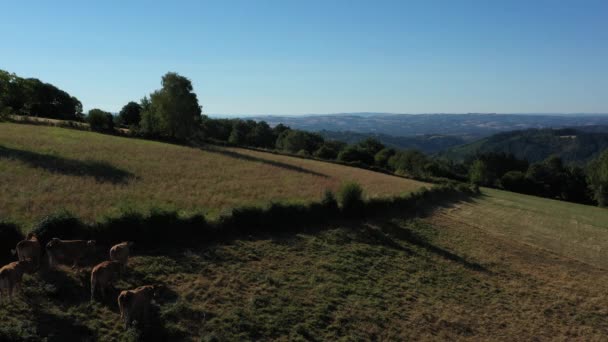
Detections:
[276, 130, 323, 154]
[374, 148, 396, 168]
[357, 138, 385, 156]
[314, 140, 346, 160]
[469, 159, 490, 185]
[587, 149, 608, 206]
[117, 101, 142, 127]
[338, 146, 374, 165]
[248, 121, 275, 148]
[388, 150, 428, 176]
[200, 117, 233, 141]
[228, 120, 250, 145]
[272, 123, 290, 136]
[0, 69, 83, 120]
[500, 171, 529, 193]
[87, 109, 114, 132]
[140, 72, 202, 139]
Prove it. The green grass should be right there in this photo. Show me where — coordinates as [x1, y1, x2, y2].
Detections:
[430, 187, 608, 268]
[0, 123, 428, 226]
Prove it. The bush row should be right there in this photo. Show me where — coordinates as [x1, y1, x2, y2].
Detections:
[6, 182, 478, 249]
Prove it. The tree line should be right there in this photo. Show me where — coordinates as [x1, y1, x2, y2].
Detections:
[0, 69, 83, 120]
[3, 69, 608, 207]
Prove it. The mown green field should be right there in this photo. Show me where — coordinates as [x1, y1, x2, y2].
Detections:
[431, 187, 608, 269]
[0, 123, 428, 226]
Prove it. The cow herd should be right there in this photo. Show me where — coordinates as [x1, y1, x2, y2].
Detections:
[0, 234, 159, 330]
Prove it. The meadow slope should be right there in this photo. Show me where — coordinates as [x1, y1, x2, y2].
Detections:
[2, 193, 608, 340]
[0, 123, 428, 226]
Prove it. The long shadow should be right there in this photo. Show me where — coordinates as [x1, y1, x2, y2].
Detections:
[202, 146, 329, 178]
[0, 145, 135, 184]
[378, 220, 491, 273]
[30, 304, 95, 342]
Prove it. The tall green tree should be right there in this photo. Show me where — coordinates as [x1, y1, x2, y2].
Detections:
[469, 159, 490, 185]
[117, 101, 142, 127]
[140, 72, 202, 139]
[87, 109, 114, 132]
[588, 149, 608, 206]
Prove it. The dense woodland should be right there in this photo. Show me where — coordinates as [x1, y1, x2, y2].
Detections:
[2, 69, 608, 207]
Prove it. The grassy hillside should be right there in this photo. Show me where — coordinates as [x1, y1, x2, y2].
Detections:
[431, 187, 608, 269]
[2, 192, 608, 340]
[0, 123, 428, 226]
[440, 128, 608, 163]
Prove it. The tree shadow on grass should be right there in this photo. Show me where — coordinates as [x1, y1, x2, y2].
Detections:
[377, 220, 491, 273]
[202, 146, 329, 178]
[0, 145, 135, 184]
[28, 303, 95, 342]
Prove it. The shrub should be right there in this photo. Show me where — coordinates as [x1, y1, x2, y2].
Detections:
[96, 208, 209, 246]
[32, 211, 88, 247]
[87, 108, 114, 132]
[338, 182, 365, 217]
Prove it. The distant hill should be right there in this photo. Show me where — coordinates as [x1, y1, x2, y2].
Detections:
[319, 130, 468, 153]
[245, 113, 608, 139]
[439, 127, 608, 163]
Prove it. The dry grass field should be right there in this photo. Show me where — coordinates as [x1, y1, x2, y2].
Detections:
[3, 122, 608, 341]
[2, 200, 608, 340]
[0, 122, 428, 226]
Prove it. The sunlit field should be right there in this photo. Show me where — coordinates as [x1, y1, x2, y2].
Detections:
[3, 210, 608, 340]
[0, 123, 428, 226]
[430, 187, 608, 269]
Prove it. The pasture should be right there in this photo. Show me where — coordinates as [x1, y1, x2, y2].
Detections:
[0, 123, 428, 226]
[2, 208, 608, 340]
[430, 187, 608, 269]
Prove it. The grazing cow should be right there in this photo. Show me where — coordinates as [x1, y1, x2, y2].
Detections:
[118, 285, 157, 329]
[110, 242, 134, 266]
[12, 233, 41, 269]
[0, 260, 33, 301]
[90, 261, 122, 301]
[46, 238, 96, 268]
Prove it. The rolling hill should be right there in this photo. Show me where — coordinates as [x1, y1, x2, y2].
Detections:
[2, 185, 608, 340]
[319, 130, 468, 153]
[439, 127, 608, 163]
[2, 122, 608, 340]
[248, 113, 608, 139]
[0, 122, 428, 226]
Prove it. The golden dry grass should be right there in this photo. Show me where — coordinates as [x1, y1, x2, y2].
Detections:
[3, 213, 608, 340]
[0, 122, 428, 225]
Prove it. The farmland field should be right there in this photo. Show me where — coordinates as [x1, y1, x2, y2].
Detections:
[2, 195, 608, 340]
[0, 123, 428, 226]
[430, 188, 608, 269]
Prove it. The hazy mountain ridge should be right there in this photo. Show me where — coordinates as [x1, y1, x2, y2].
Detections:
[439, 127, 608, 163]
[242, 113, 608, 138]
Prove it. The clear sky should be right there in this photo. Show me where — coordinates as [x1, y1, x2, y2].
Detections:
[1, 0, 607, 114]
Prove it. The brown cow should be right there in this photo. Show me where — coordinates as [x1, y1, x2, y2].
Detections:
[46, 238, 96, 268]
[118, 285, 157, 329]
[110, 242, 134, 266]
[12, 233, 41, 269]
[90, 260, 122, 301]
[0, 260, 33, 301]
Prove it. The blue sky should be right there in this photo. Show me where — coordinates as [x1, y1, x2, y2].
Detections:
[1, 0, 607, 114]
